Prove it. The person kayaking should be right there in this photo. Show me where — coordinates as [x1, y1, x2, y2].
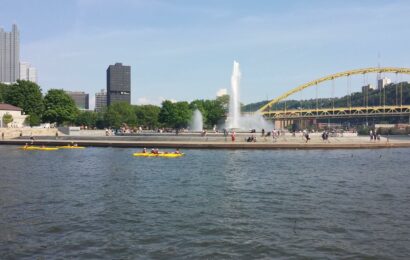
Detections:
[174, 148, 181, 154]
[142, 148, 147, 153]
[24, 143, 28, 149]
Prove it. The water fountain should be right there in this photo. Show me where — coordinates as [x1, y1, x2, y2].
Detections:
[225, 61, 274, 131]
[228, 61, 241, 129]
[190, 109, 203, 131]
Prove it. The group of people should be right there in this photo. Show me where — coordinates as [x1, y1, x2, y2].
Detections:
[246, 135, 257, 142]
[23, 143, 48, 149]
[369, 130, 381, 141]
[231, 129, 285, 143]
[228, 129, 284, 143]
[321, 131, 330, 143]
[142, 148, 181, 154]
[270, 129, 281, 142]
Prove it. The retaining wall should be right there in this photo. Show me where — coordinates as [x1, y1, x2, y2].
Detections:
[0, 128, 59, 139]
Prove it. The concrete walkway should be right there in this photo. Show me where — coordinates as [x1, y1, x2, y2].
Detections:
[1, 135, 410, 149]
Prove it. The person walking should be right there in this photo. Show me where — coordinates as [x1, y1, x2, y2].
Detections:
[325, 131, 330, 143]
[223, 128, 228, 142]
[272, 130, 277, 143]
[305, 132, 310, 143]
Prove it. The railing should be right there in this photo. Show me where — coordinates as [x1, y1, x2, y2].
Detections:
[261, 105, 410, 119]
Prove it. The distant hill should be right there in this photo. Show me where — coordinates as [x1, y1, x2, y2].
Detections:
[242, 82, 410, 112]
[241, 100, 269, 112]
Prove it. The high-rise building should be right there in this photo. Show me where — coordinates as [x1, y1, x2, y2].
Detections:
[0, 24, 20, 84]
[19, 62, 37, 83]
[19, 62, 28, 80]
[378, 77, 391, 90]
[361, 84, 374, 94]
[107, 63, 131, 105]
[65, 91, 89, 110]
[28, 67, 37, 82]
[95, 89, 107, 112]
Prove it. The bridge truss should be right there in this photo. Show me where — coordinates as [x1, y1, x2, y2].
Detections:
[258, 67, 410, 118]
[262, 105, 410, 120]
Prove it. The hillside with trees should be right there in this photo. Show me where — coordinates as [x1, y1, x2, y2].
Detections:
[242, 82, 410, 112]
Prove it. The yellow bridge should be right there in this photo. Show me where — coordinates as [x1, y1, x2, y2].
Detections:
[258, 67, 410, 120]
[262, 105, 410, 119]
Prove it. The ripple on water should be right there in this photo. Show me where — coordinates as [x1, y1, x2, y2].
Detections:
[1, 147, 410, 259]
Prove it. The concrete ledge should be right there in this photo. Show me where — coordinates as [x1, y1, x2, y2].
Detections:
[1, 139, 410, 150]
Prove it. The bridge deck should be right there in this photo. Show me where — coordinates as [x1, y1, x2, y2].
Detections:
[260, 105, 410, 119]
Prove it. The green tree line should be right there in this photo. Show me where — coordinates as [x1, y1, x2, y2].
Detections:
[1, 80, 228, 129]
[242, 82, 410, 112]
[1, 80, 79, 126]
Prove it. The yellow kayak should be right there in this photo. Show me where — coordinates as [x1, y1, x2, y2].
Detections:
[133, 152, 184, 158]
[57, 146, 85, 149]
[21, 146, 59, 151]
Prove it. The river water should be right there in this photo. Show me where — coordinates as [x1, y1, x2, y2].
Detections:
[1, 146, 410, 259]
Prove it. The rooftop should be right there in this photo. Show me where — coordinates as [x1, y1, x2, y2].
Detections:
[0, 103, 22, 111]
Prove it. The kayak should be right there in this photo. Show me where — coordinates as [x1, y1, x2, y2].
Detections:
[133, 152, 184, 158]
[57, 146, 85, 149]
[21, 146, 59, 151]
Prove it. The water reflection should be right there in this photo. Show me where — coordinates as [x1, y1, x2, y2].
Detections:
[0, 146, 409, 258]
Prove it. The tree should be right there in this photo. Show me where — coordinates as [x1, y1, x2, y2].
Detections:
[134, 105, 161, 129]
[159, 100, 191, 129]
[190, 99, 226, 128]
[43, 89, 79, 125]
[159, 100, 175, 128]
[173, 101, 191, 129]
[104, 102, 136, 128]
[25, 114, 41, 127]
[95, 112, 106, 129]
[0, 83, 7, 103]
[3, 80, 44, 116]
[190, 99, 207, 116]
[2, 113, 13, 127]
[76, 111, 98, 128]
[216, 94, 229, 113]
[203, 99, 225, 127]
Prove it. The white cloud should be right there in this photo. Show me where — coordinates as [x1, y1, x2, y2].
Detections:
[17, 1, 410, 104]
[136, 96, 177, 105]
[216, 88, 228, 97]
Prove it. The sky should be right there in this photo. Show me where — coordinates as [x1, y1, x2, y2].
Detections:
[1, 0, 410, 109]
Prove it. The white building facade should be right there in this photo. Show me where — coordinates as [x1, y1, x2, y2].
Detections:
[378, 77, 391, 90]
[19, 62, 37, 83]
[0, 104, 27, 128]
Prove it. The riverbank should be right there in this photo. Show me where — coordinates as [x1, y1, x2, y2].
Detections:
[1, 134, 410, 149]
